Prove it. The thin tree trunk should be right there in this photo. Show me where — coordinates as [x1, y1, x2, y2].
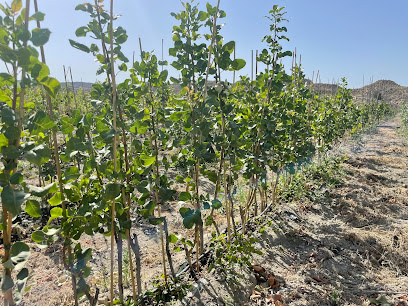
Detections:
[115, 232, 124, 303]
[129, 234, 142, 296]
[163, 219, 176, 277]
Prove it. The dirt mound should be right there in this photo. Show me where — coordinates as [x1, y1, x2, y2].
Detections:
[306, 79, 408, 105]
[352, 80, 408, 105]
[180, 117, 408, 306]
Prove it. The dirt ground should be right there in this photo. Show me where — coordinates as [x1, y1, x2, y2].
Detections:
[2, 117, 408, 305]
[178, 117, 408, 306]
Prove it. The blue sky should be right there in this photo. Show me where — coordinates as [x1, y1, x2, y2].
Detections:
[28, 0, 408, 88]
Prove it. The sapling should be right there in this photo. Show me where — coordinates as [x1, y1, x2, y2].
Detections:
[0, 1, 60, 304]
[32, 0, 79, 303]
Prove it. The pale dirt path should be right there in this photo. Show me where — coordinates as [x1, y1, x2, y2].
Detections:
[181, 117, 408, 306]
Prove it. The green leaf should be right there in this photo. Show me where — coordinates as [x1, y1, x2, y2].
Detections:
[159, 70, 168, 81]
[65, 185, 81, 203]
[31, 28, 51, 46]
[0, 28, 8, 45]
[198, 11, 208, 21]
[72, 248, 92, 274]
[2, 259, 14, 270]
[1, 145, 20, 160]
[0, 73, 15, 86]
[175, 175, 185, 183]
[40, 77, 60, 98]
[10, 241, 30, 270]
[25, 200, 41, 217]
[1, 186, 30, 215]
[1, 275, 14, 293]
[25, 144, 51, 166]
[105, 183, 121, 200]
[11, 0, 22, 12]
[10, 172, 23, 185]
[169, 111, 185, 122]
[204, 170, 218, 183]
[0, 134, 8, 148]
[28, 110, 55, 135]
[140, 153, 156, 167]
[30, 12, 45, 21]
[179, 191, 191, 201]
[231, 59, 246, 71]
[1, 107, 18, 125]
[31, 230, 45, 243]
[77, 277, 89, 294]
[148, 217, 165, 225]
[29, 59, 50, 82]
[212, 199, 222, 209]
[69, 39, 90, 53]
[48, 192, 62, 206]
[48, 207, 62, 224]
[179, 207, 202, 229]
[16, 268, 29, 298]
[4, 125, 21, 140]
[141, 201, 155, 218]
[27, 183, 56, 197]
[75, 26, 88, 37]
[0, 45, 17, 63]
[64, 167, 80, 182]
[168, 234, 178, 243]
[223, 41, 235, 54]
[60, 116, 74, 134]
[170, 76, 180, 84]
[16, 48, 31, 68]
[0, 173, 9, 187]
[75, 4, 87, 11]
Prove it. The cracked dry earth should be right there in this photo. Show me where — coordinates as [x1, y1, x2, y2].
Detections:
[180, 117, 408, 306]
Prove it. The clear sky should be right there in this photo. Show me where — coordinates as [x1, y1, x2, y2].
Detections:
[21, 0, 408, 88]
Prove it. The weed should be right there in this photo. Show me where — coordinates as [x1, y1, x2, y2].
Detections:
[278, 157, 345, 203]
[208, 233, 262, 285]
[136, 277, 192, 305]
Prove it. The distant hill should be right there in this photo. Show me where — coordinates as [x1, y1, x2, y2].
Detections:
[351, 80, 408, 105]
[70, 79, 408, 105]
[308, 79, 408, 105]
[62, 82, 94, 91]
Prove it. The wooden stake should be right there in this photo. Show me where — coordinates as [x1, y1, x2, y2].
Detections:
[233, 47, 236, 85]
[251, 50, 254, 83]
[109, 0, 118, 304]
[138, 37, 143, 58]
[161, 38, 164, 72]
[255, 50, 258, 76]
[69, 67, 78, 110]
[63, 65, 71, 114]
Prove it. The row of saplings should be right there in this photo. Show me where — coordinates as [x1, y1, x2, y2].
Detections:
[0, 0, 393, 305]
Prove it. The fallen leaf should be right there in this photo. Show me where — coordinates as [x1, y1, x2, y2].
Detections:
[268, 275, 280, 289]
[250, 291, 262, 301]
[255, 272, 268, 282]
[273, 294, 282, 302]
[265, 295, 274, 303]
[252, 264, 266, 273]
[311, 274, 323, 282]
